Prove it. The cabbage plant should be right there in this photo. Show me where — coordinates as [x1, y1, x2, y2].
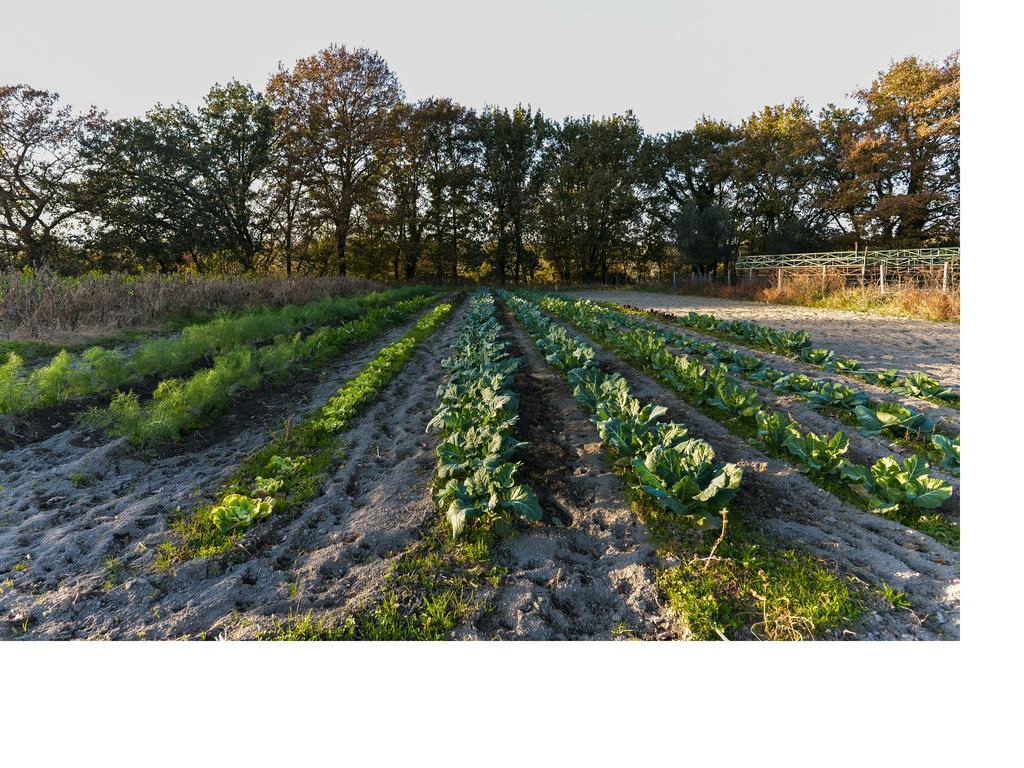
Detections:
[865, 456, 953, 514]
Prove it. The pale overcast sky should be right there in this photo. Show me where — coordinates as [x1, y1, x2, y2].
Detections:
[3, 0, 958, 133]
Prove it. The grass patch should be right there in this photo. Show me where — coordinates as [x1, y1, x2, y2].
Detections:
[880, 509, 959, 550]
[102, 556, 126, 591]
[271, 517, 503, 640]
[879, 583, 913, 610]
[654, 513, 862, 640]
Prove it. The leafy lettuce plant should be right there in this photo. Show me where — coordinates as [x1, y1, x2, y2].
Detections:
[804, 381, 870, 410]
[864, 369, 900, 387]
[209, 493, 274, 535]
[755, 410, 799, 449]
[799, 348, 836, 366]
[782, 430, 852, 479]
[825, 357, 862, 375]
[894, 372, 956, 402]
[631, 441, 742, 529]
[707, 381, 761, 418]
[435, 462, 542, 537]
[773, 373, 818, 396]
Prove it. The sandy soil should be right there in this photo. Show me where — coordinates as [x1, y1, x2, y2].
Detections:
[453, 309, 667, 640]
[0, 293, 960, 641]
[0, 308, 463, 639]
[543, 313, 959, 640]
[573, 291, 961, 388]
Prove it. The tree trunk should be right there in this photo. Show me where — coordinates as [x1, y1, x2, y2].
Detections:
[335, 214, 350, 277]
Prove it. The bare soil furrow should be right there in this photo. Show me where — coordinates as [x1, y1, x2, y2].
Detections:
[229, 303, 471, 637]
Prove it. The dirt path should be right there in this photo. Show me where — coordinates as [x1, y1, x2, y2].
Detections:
[0, 308, 458, 640]
[453, 308, 667, 640]
[543, 312, 960, 640]
[573, 290, 960, 387]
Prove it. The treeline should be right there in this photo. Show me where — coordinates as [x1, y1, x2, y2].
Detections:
[0, 46, 959, 282]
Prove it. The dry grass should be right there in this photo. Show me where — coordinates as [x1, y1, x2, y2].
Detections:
[636, 273, 959, 322]
[0, 269, 381, 340]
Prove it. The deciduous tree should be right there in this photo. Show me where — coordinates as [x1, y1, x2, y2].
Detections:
[0, 85, 103, 268]
[267, 45, 403, 276]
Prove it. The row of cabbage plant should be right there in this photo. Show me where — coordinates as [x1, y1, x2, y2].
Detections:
[539, 295, 956, 545]
[578, 300, 958, 475]
[503, 292, 741, 534]
[427, 290, 542, 536]
[617, 303, 958, 407]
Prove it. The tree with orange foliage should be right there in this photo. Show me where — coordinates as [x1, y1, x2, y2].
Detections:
[267, 45, 404, 276]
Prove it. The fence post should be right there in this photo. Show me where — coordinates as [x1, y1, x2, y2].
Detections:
[748, 268, 754, 285]
[942, 261, 949, 293]
[861, 250, 867, 289]
[777, 267, 783, 290]
[879, 261, 886, 293]
[821, 264, 827, 291]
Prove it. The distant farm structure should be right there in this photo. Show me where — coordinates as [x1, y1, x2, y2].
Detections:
[735, 247, 960, 292]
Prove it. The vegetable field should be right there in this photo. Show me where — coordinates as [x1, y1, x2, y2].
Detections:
[0, 287, 960, 640]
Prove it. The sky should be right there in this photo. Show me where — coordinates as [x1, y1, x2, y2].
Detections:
[2, 0, 959, 134]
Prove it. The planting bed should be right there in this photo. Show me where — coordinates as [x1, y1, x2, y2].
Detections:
[0, 287, 961, 641]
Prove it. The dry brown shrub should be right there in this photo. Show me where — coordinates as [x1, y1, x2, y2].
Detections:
[0, 270, 381, 339]
[629, 273, 959, 322]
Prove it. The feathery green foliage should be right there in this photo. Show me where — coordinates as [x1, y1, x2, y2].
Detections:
[0, 285, 431, 415]
[85, 294, 436, 445]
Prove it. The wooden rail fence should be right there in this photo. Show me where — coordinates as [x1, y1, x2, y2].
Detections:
[734, 247, 960, 292]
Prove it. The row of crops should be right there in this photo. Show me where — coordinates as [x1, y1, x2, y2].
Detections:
[1, 282, 955, 640]
[620, 303, 959, 407]
[1, 287, 439, 447]
[0, 285, 432, 417]
[534, 294, 956, 546]
[427, 291, 541, 535]
[502, 291, 741, 534]
[83, 294, 437, 445]
[578, 300, 958, 474]
[160, 301, 456, 564]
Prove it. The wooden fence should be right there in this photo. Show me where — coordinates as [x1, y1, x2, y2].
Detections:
[734, 247, 959, 292]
